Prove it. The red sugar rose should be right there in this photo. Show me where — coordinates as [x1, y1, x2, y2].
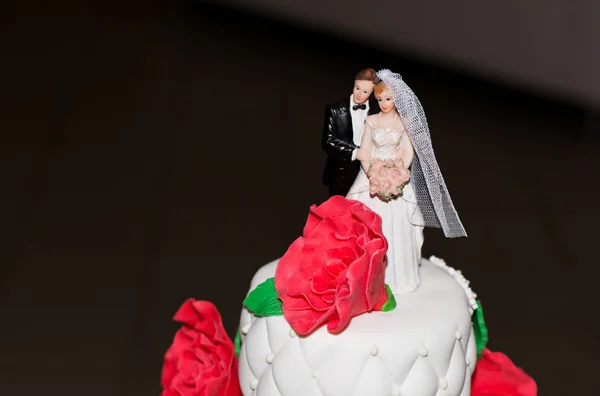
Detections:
[275, 195, 389, 336]
[472, 348, 537, 396]
[160, 299, 241, 396]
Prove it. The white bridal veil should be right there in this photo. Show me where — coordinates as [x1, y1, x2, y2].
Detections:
[377, 69, 467, 238]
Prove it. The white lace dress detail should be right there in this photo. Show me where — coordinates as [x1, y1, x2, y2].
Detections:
[371, 124, 404, 159]
[347, 118, 425, 294]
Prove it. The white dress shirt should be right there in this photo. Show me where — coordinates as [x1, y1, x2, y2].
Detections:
[349, 94, 369, 161]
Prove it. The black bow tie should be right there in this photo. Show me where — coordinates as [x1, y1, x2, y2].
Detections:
[352, 104, 367, 111]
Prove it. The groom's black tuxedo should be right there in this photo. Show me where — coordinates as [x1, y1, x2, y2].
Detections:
[321, 96, 380, 197]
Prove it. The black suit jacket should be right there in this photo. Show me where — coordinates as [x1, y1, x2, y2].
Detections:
[321, 96, 380, 187]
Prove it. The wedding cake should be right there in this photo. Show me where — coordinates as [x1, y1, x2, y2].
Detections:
[157, 69, 536, 396]
[238, 254, 479, 395]
[236, 198, 481, 396]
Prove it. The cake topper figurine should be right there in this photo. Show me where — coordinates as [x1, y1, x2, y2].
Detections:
[346, 68, 467, 294]
[321, 68, 381, 197]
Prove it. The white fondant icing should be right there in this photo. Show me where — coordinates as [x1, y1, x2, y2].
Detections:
[444, 341, 467, 394]
[465, 329, 477, 370]
[238, 257, 477, 396]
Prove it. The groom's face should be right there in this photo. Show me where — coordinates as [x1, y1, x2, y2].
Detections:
[353, 79, 375, 104]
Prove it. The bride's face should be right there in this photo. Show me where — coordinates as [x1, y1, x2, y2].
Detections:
[376, 90, 395, 113]
[353, 79, 375, 104]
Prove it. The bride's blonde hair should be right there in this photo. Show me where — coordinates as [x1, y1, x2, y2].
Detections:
[374, 82, 390, 96]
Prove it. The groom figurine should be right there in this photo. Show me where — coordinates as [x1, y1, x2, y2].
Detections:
[321, 68, 381, 197]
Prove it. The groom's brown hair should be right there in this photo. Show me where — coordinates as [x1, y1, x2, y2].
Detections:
[355, 68, 380, 84]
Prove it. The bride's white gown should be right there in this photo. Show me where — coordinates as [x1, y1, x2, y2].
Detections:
[347, 117, 425, 295]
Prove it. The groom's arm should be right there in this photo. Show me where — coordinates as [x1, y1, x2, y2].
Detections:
[321, 105, 358, 162]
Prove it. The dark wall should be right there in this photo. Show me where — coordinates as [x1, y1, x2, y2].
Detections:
[208, 0, 600, 108]
[1, 1, 598, 395]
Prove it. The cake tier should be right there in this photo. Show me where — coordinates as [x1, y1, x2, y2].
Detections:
[238, 257, 477, 396]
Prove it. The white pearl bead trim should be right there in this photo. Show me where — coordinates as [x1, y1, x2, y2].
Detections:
[438, 378, 448, 390]
[370, 345, 379, 356]
[428, 255, 478, 310]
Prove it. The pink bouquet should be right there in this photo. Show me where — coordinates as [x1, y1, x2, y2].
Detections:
[367, 158, 411, 201]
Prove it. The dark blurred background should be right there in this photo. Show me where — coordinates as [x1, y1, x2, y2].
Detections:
[1, 0, 598, 395]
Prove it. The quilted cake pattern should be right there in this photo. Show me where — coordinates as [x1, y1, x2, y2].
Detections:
[238, 258, 477, 396]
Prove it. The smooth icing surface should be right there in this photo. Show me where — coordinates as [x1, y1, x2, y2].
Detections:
[238, 257, 477, 396]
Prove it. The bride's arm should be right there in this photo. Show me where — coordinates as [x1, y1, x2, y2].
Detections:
[393, 117, 414, 168]
[394, 133, 414, 169]
[356, 118, 374, 172]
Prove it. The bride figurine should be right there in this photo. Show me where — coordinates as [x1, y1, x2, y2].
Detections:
[347, 69, 467, 295]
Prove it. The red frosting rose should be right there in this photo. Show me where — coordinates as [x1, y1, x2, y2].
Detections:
[471, 348, 537, 396]
[275, 195, 389, 336]
[160, 299, 241, 396]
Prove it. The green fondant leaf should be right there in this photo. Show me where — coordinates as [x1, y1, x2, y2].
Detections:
[472, 299, 488, 359]
[242, 277, 283, 317]
[234, 327, 241, 358]
[381, 284, 397, 312]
